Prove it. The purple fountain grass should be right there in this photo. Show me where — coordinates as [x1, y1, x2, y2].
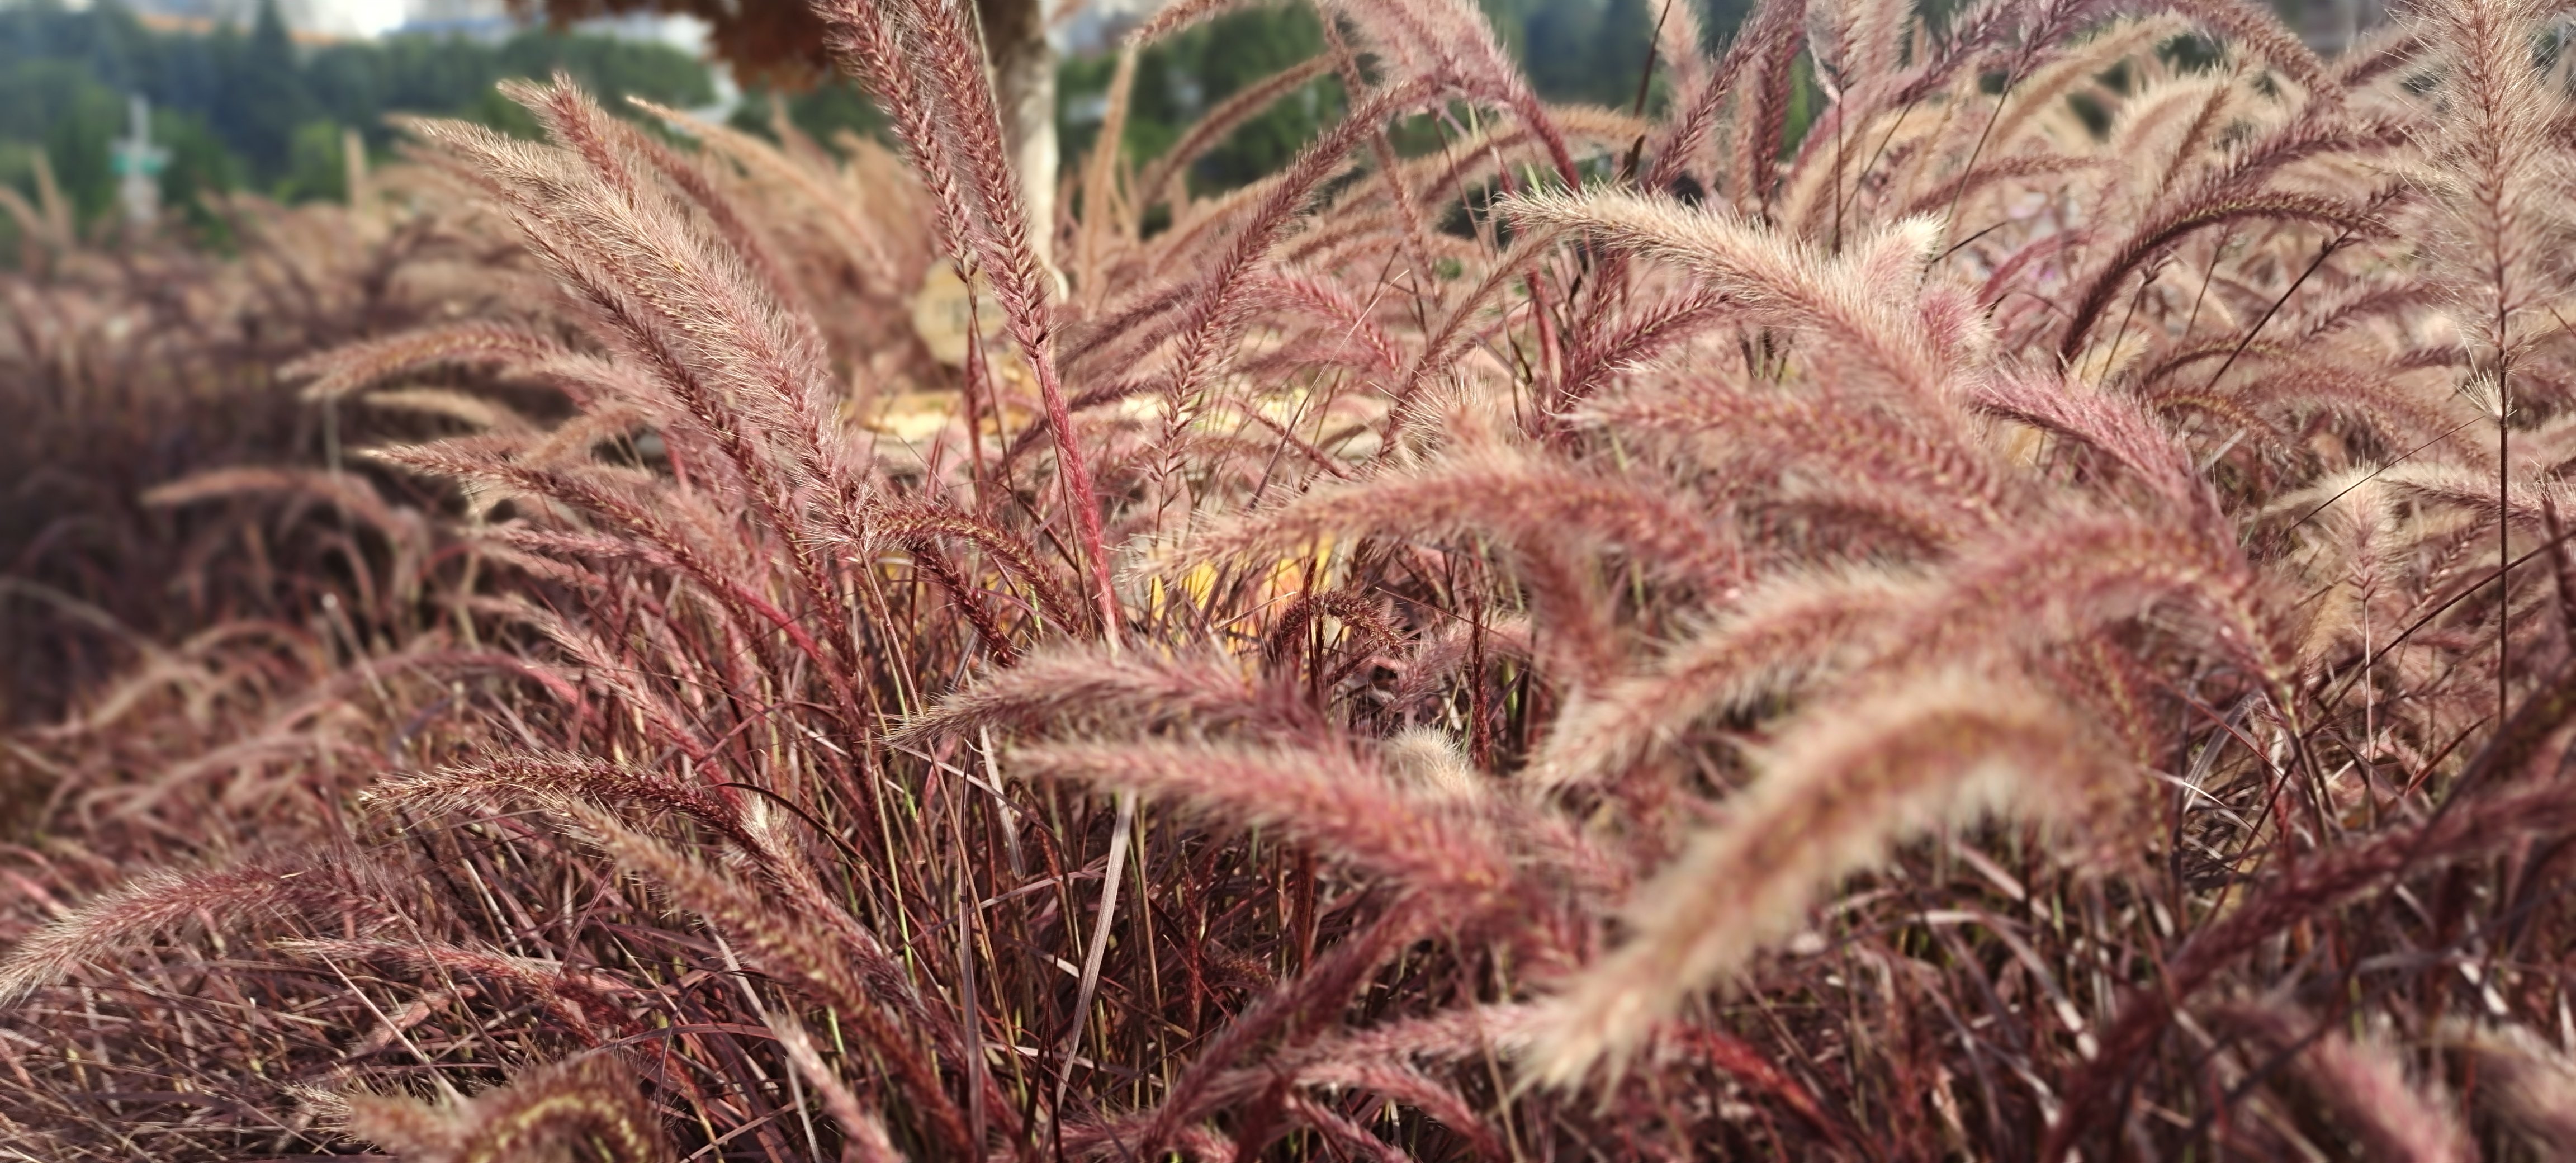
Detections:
[1522, 675, 2116, 1085]
[2437, 1020, 2576, 1154]
[345, 1053, 676, 1163]
[0, 861, 392, 1006]
[1502, 190, 1955, 399]
[1162, 443, 1742, 588]
[1008, 738, 1519, 907]
[2211, 1001, 2473, 1163]
[897, 644, 1322, 744]
[18, 0, 2576, 1155]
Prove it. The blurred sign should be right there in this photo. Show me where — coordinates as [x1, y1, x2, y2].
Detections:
[112, 94, 168, 226]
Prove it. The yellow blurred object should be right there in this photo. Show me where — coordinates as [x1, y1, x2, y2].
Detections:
[1148, 536, 1338, 641]
[859, 389, 964, 442]
[873, 265, 1050, 441]
[910, 263, 1004, 367]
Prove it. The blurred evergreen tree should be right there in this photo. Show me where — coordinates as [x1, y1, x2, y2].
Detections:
[207, 0, 316, 177]
[274, 118, 352, 203]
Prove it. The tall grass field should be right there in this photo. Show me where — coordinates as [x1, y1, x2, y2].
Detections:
[8, 0, 2576, 1157]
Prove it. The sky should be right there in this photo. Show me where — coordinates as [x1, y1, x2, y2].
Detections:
[326, 0, 407, 36]
[298, 0, 711, 44]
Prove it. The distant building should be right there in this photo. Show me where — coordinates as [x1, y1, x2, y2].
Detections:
[119, 0, 359, 41]
[395, 0, 513, 40]
[117, 0, 318, 25]
[389, 0, 714, 49]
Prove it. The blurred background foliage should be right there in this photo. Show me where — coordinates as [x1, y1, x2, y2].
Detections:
[0, 0, 713, 245]
[2, 0, 1770, 254]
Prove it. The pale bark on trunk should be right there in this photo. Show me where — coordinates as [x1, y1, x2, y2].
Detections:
[976, 0, 1058, 270]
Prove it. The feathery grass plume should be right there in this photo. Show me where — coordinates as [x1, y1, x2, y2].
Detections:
[1162, 445, 1739, 589]
[272, 937, 641, 1042]
[2168, 0, 2332, 96]
[1890, 153, 2106, 224]
[2216, 358, 2483, 467]
[1288, 1061, 1501, 1159]
[498, 82, 853, 479]
[367, 439, 868, 726]
[367, 752, 757, 850]
[1985, 0, 2327, 102]
[805, 0, 981, 268]
[1268, 1003, 1542, 1079]
[0, 861, 383, 1005]
[1135, 55, 1338, 215]
[1981, 17, 2190, 157]
[862, 499, 1091, 632]
[894, 644, 1320, 745]
[2058, 191, 2385, 364]
[1263, 587, 1406, 674]
[2412, 0, 2573, 706]
[769, 1014, 909, 1163]
[2209, 1001, 2470, 1163]
[1645, 0, 1806, 192]
[1074, 43, 1140, 304]
[626, 98, 907, 297]
[2109, 75, 2241, 212]
[1278, 1094, 1417, 1162]
[1725, 0, 1811, 213]
[1969, 368, 2213, 514]
[1146, 78, 1442, 436]
[1503, 190, 1950, 398]
[1854, 512, 2292, 694]
[408, 110, 849, 509]
[363, 387, 537, 434]
[283, 321, 568, 400]
[1280, 0, 1571, 188]
[1381, 726, 1491, 804]
[1523, 677, 2111, 1084]
[1552, 285, 1730, 408]
[2328, 461, 2575, 528]
[1009, 740, 1517, 906]
[1241, 270, 1408, 376]
[2434, 1020, 2576, 1154]
[1591, 381, 2015, 538]
[2414, 0, 2570, 378]
[563, 803, 977, 1157]
[1530, 568, 1909, 789]
[344, 1053, 675, 1163]
[815, 0, 1123, 636]
[34, 0, 2576, 1152]
[584, 95, 813, 322]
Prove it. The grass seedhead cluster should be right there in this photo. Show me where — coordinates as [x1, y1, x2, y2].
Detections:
[13, 0, 2576, 1157]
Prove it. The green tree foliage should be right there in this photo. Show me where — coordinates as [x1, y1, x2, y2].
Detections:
[1491, 0, 1660, 107]
[1050, 0, 1761, 201]
[735, 0, 1756, 207]
[1060, 3, 1342, 196]
[6, 0, 1768, 246]
[725, 81, 887, 150]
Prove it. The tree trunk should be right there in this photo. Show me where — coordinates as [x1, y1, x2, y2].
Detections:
[975, 0, 1057, 270]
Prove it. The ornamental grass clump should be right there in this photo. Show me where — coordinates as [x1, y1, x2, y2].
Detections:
[12, 0, 2576, 1157]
